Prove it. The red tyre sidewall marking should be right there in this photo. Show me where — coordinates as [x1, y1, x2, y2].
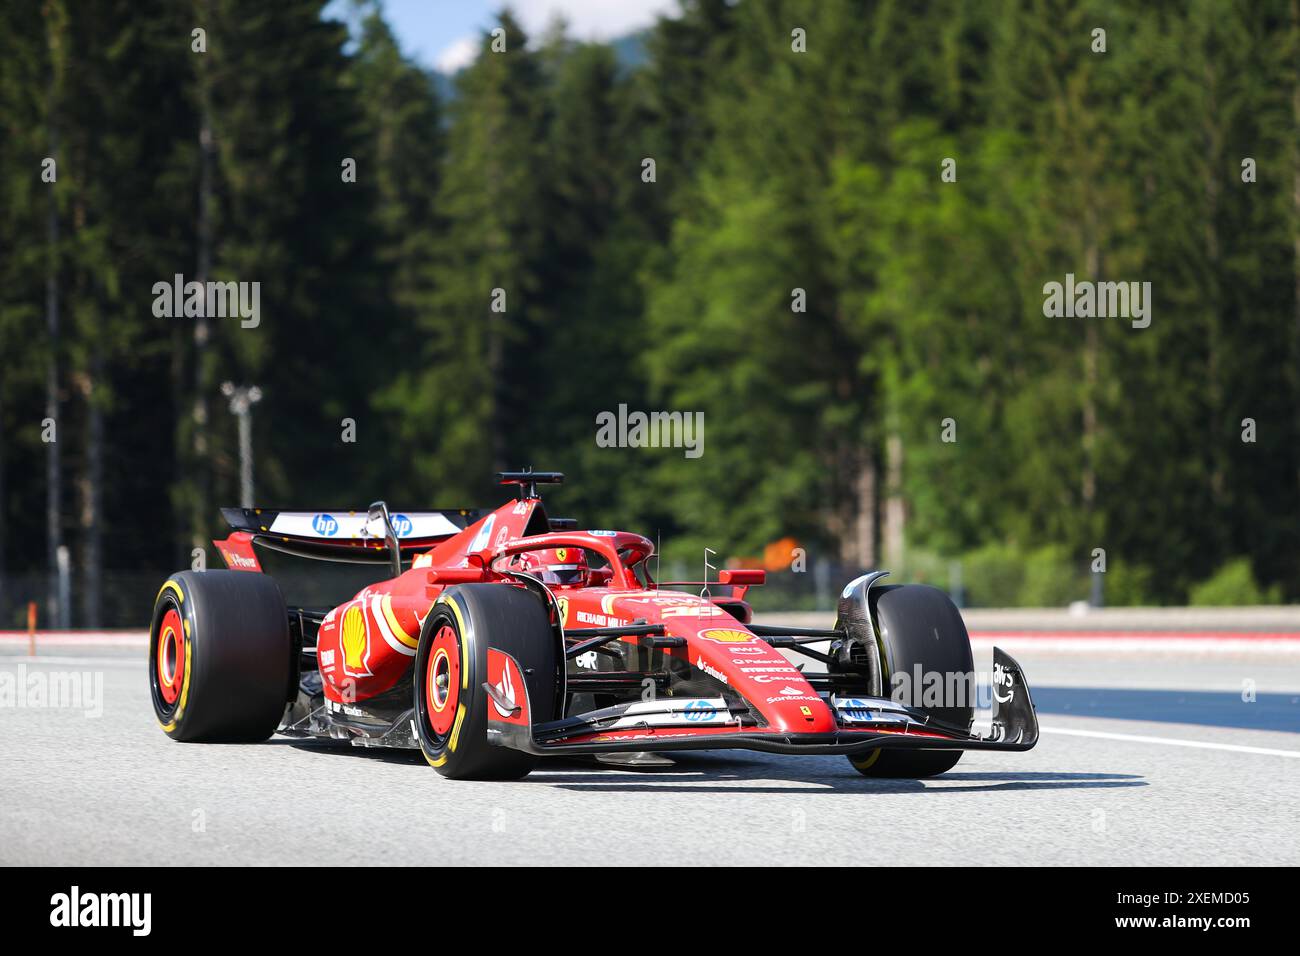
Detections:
[157, 607, 184, 705]
[426, 624, 460, 737]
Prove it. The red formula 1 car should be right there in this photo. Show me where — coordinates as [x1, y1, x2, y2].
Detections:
[148, 471, 1038, 779]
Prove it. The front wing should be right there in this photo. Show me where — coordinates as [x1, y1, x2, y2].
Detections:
[485, 646, 1039, 758]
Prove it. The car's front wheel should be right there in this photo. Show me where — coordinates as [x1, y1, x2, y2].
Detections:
[847, 583, 973, 778]
[413, 584, 560, 780]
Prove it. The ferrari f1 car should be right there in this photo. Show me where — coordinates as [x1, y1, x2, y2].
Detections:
[148, 471, 1038, 779]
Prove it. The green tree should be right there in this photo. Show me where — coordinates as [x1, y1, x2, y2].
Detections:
[379, 10, 548, 505]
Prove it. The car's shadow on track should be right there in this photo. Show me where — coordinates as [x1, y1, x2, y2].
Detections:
[278, 738, 429, 765]
[274, 739, 1146, 793]
[529, 754, 1148, 794]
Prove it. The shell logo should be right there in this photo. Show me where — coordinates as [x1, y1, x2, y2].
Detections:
[341, 605, 370, 675]
[700, 628, 755, 644]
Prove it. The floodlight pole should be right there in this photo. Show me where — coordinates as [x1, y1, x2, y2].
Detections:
[221, 382, 262, 509]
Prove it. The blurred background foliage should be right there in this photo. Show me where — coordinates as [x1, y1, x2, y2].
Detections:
[1, 0, 1298, 624]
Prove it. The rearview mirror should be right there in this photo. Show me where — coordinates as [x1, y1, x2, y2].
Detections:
[366, 501, 402, 577]
[365, 504, 390, 540]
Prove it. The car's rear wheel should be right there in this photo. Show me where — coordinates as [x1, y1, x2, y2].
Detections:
[149, 570, 291, 742]
[848, 584, 973, 778]
[413, 584, 560, 780]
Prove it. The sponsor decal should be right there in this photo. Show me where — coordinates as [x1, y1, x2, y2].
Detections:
[600, 698, 732, 729]
[272, 511, 459, 539]
[319, 649, 335, 667]
[993, 661, 1016, 704]
[748, 673, 802, 683]
[555, 548, 570, 562]
[220, 548, 258, 570]
[556, 596, 570, 626]
[694, 655, 728, 685]
[683, 700, 716, 721]
[765, 694, 821, 705]
[589, 529, 617, 536]
[834, 698, 909, 724]
[663, 605, 723, 618]
[616, 593, 697, 607]
[491, 659, 517, 718]
[737, 665, 801, 673]
[340, 604, 372, 677]
[469, 514, 496, 552]
[575, 609, 627, 628]
[699, 627, 756, 645]
[574, 651, 599, 670]
[729, 647, 766, 656]
[493, 526, 510, 548]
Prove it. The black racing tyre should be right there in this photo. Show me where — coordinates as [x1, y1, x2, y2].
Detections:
[414, 583, 560, 780]
[850, 584, 974, 779]
[149, 570, 291, 742]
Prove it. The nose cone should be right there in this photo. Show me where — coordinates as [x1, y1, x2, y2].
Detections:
[684, 624, 837, 733]
[753, 682, 837, 733]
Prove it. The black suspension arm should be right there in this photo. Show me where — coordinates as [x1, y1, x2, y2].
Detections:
[565, 623, 665, 659]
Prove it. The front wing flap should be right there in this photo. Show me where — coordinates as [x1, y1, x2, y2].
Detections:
[485, 646, 1039, 757]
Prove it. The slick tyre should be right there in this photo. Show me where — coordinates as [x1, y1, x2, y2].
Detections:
[149, 570, 291, 742]
[850, 584, 974, 779]
[414, 584, 560, 781]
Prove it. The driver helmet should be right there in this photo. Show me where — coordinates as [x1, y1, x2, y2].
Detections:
[516, 547, 589, 587]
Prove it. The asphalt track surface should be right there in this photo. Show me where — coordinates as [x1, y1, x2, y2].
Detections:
[3, 631, 1298, 866]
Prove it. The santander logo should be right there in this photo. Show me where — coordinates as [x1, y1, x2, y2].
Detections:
[492, 661, 517, 718]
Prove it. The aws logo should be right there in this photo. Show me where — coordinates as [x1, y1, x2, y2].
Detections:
[312, 513, 339, 536]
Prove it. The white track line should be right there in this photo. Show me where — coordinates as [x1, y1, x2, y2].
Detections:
[0, 634, 147, 647]
[1, 656, 141, 667]
[969, 638, 1300, 654]
[1041, 725, 1300, 758]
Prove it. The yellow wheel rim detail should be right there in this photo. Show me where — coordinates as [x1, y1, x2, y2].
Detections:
[852, 749, 882, 771]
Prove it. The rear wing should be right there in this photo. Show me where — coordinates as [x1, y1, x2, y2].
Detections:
[216, 507, 483, 568]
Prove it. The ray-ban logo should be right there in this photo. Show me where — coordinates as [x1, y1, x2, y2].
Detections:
[152, 273, 260, 328]
[1043, 273, 1151, 329]
[50, 886, 151, 936]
